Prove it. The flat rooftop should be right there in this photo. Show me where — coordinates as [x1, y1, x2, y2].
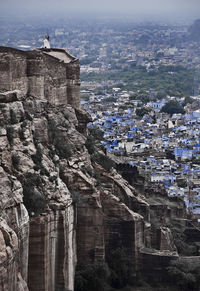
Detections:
[41, 48, 77, 64]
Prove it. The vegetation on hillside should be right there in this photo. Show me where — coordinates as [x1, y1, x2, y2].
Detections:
[82, 65, 195, 98]
[168, 258, 200, 291]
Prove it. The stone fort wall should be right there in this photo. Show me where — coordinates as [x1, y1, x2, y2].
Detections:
[0, 47, 80, 108]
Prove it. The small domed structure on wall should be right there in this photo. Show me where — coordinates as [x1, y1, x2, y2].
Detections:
[42, 34, 50, 49]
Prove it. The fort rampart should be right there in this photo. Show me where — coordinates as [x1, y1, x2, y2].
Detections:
[0, 47, 80, 107]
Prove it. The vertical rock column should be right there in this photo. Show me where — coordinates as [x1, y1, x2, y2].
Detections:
[28, 204, 75, 291]
[0, 166, 30, 291]
[63, 205, 76, 291]
[0, 218, 29, 291]
[102, 193, 145, 275]
[3, 204, 30, 285]
[76, 200, 105, 264]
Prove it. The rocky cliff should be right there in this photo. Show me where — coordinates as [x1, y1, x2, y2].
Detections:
[0, 48, 181, 291]
[0, 88, 150, 290]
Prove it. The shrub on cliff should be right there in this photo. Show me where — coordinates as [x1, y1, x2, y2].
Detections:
[22, 173, 47, 215]
[92, 152, 115, 171]
[171, 222, 197, 256]
[48, 119, 72, 159]
[85, 127, 115, 171]
[107, 247, 131, 289]
[55, 139, 72, 159]
[7, 126, 15, 144]
[75, 262, 110, 291]
[31, 146, 43, 165]
[23, 187, 47, 216]
[71, 190, 88, 205]
[85, 127, 104, 155]
[10, 108, 18, 124]
[168, 258, 200, 291]
[11, 153, 20, 170]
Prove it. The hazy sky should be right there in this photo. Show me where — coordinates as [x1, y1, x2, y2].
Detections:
[1, 0, 200, 20]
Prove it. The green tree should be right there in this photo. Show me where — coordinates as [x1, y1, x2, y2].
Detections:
[168, 258, 200, 291]
[103, 97, 116, 103]
[136, 107, 150, 117]
[75, 262, 110, 291]
[157, 90, 167, 99]
[161, 100, 185, 115]
[182, 96, 194, 107]
[107, 247, 131, 289]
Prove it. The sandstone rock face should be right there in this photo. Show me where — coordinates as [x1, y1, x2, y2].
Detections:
[158, 227, 177, 252]
[0, 217, 29, 291]
[28, 205, 75, 291]
[61, 161, 149, 277]
[102, 193, 144, 274]
[140, 248, 178, 283]
[0, 93, 80, 290]
[0, 162, 29, 291]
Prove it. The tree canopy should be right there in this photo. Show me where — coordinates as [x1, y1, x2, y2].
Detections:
[136, 107, 150, 117]
[182, 96, 194, 107]
[161, 100, 185, 115]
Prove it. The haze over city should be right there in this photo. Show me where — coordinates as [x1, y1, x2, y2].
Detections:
[0, 0, 200, 21]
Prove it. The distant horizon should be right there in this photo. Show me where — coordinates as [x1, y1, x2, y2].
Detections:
[0, 0, 200, 24]
[0, 11, 199, 26]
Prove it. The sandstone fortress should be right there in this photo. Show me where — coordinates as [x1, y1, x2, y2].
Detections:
[0, 46, 80, 107]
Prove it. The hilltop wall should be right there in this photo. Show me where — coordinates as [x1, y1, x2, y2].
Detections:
[0, 47, 80, 108]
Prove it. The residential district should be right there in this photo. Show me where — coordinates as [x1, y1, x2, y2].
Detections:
[81, 89, 200, 219]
